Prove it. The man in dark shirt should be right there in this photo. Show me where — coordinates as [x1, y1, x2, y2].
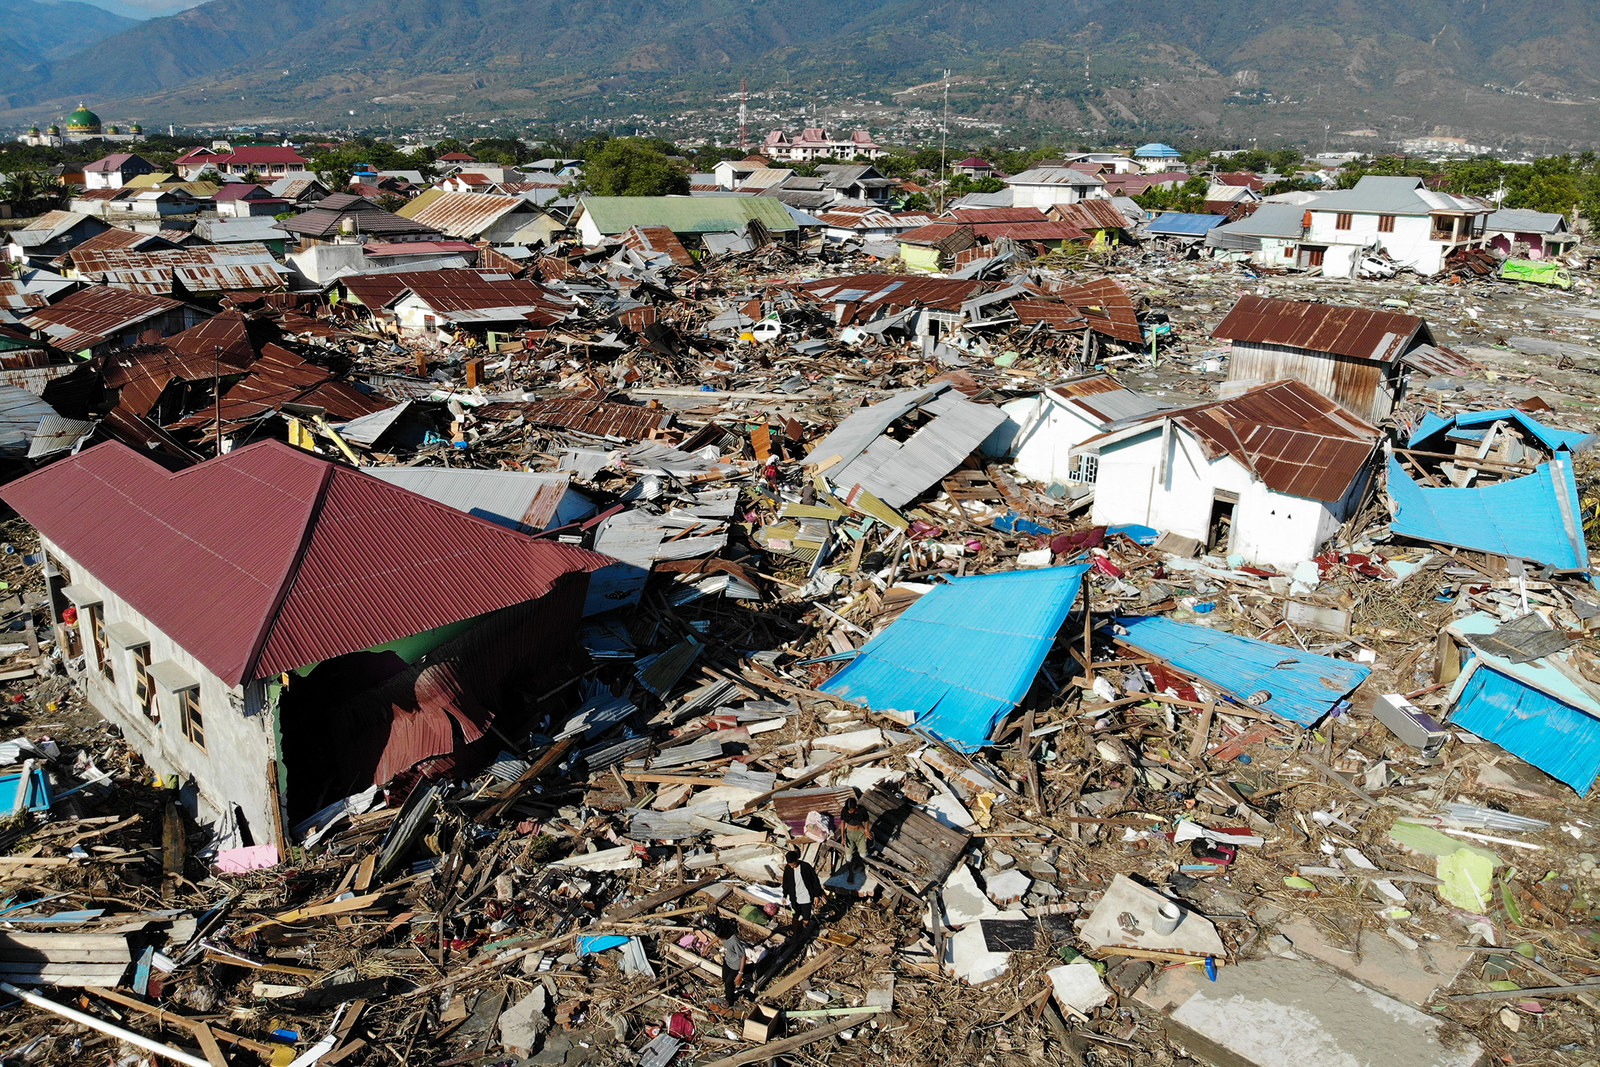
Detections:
[781, 850, 824, 924]
[720, 922, 746, 1008]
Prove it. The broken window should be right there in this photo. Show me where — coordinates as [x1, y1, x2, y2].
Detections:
[181, 687, 205, 750]
[1068, 454, 1099, 484]
[90, 605, 112, 683]
[1335, 213, 1353, 230]
[1306, 247, 1325, 268]
[1377, 215, 1396, 233]
[132, 644, 157, 720]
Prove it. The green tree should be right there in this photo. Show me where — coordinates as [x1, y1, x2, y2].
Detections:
[0, 167, 68, 215]
[1135, 176, 1209, 214]
[582, 138, 690, 196]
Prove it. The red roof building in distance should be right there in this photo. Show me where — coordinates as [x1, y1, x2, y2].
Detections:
[2, 440, 610, 836]
[174, 145, 310, 180]
[437, 152, 478, 163]
[952, 156, 996, 179]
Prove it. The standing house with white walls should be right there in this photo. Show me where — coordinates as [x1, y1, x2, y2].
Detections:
[1084, 380, 1381, 570]
[983, 374, 1171, 489]
[1298, 176, 1490, 278]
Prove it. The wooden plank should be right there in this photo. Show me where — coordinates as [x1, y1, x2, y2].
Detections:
[760, 946, 843, 1000]
[1187, 700, 1215, 762]
[192, 1023, 229, 1067]
[696, 1013, 864, 1067]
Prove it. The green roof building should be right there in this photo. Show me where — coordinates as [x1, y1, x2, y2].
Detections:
[65, 104, 102, 134]
[575, 195, 797, 245]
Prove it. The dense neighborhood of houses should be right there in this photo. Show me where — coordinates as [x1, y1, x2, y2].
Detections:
[0, 96, 1597, 1067]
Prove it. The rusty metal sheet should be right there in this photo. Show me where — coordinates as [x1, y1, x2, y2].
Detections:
[1213, 294, 1427, 364]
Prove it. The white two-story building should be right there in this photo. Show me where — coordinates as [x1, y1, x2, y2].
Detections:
[1298, 175, 1491, 278]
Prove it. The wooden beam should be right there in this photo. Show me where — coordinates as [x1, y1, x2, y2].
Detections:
[695, 1013, 865, 1067]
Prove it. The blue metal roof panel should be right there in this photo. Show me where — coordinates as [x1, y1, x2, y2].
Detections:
[820, 565, 1089, 751]
[1112, 616, 1370, 726]
[1386, 456, 1589, 571]
[1449, 663, 1600, 795]
[1407, 409, 1596, 454]
[1147, 212, 1226, 236]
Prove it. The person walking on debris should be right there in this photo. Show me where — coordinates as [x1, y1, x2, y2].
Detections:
[839, 798, 871, 878]
[782, 849, 823, 925]
[719, 920, 746, 1008]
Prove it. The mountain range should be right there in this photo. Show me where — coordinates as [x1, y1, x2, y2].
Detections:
[2, 0, 1598, 148]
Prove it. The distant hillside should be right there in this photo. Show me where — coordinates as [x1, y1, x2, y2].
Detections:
[0, 0, 135, 68]
[2, 0, 1598, 147]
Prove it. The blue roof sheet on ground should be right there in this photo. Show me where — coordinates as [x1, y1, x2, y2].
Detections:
[1112, 616, 1370, 726]
[1408, 409, 1596, 454]
[820, 565, 1088, 751]
[1450, 662, 1600, 795]
[1387, 455, 1589, 572]
[1147, 212, 1226, 236]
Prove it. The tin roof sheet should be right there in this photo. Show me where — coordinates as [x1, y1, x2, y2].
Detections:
[1170, 379, 1380, 503]
[1211, 293, 1428, 364]
[398, 191, 530, 237]
[579, 196, 797, 237]
[1113, 615, 1370, 726]
[365, 467, 590, 533]
[821, 565, 1089, 751]
[21, 286, 181, 351]
[0, 440, 610, 685]
[1386, 455, 1589, 572]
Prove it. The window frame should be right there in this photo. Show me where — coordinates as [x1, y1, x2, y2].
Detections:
[1335, 213, 1353, 231]
[131, 643, 157, 721]
[89, 605, 113, 683]
[179, 686, 205, 750]
[1377, 214, 1396, 233]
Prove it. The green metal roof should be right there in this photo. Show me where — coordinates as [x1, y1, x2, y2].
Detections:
[579, 196, 797, 236]
[65, 104, 101, 129]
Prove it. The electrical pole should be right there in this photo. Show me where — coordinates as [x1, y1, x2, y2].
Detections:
[739, 77, 749, 153]
[938, 69, 950, 213]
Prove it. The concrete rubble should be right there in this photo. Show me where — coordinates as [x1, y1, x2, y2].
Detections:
[0, 218, 1595, 1067]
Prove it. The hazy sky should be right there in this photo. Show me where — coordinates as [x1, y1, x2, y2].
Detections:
[78, 0, 208, 17]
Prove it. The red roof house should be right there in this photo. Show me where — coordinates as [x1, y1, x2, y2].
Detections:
[3, 440, 609, 837]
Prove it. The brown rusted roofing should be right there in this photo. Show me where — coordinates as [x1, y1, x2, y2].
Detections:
[1050, 199, 1131, 231]
[1047, 277, 1143, 345]
[970, 221, 1086, 242]
[481, 395, 673, 440]
[53, 227, 170, 269]
[944, 207, 1046, 223]
[622, 226, 694, 267]
[73, 244, 285, 296]
[1011, 300, 1088, 329]
[1174, 379, 1380, 503]
[797, 274, 986, 313]
[22, 286, 182, 351]
[1211, 294, 1429, 364]
[169, 343, 387, 438]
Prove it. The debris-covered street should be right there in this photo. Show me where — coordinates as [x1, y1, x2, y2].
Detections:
[0, 218, 1598, 1067]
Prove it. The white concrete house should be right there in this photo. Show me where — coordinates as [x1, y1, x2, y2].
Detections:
[1299, 176, 1490, 278]
[82, 153, 156, 191]
[983, 374, 1171, 488]
[1084, 380, 1380, 569]
[1004, 166, 1108, 209]
[1203, 202, 1309, 269]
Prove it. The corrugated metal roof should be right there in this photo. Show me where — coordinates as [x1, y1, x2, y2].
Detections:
[831, 393, 1008, 508]
[483, 396, 672, 440]
[1386, 455, 1589, 572]
[399, 191, 531, 238]
[365, 467, 593, 532]
[1049, 374, 1170, 428]
[1168, 379, 1380, 503]
[0, 440, 611, 685]
[821, 565, 1089, 751]
[579, 196, 797, 236]
[798, 273, 985, 313]
[1310, 176, 1488, 217]
[1407, 409, 1595, 454]
[22, 286, 181, 351]
[53, 226, 167, 268]
[1114, 615, 1370, 726]
[1047, 277, 1144, 344]
[0, 386, 61, 456]
[622, 226, 694, 267]
[1212, 294, 1428, 364]
[28, 413, 93, 458]
[1445, 613, 1600, 795]
[1007, 167, 1105, 187]
[1146, 212, 1227, 236]
[74, 244, 286, 296]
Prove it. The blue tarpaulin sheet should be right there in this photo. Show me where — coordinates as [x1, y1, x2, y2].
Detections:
[1146, 213, 1226, 237]
[1450, 662, 1600, 795]
[1409, 409, 1596, 454]
[820, 565, 1089, 751]
[577, 935, 630, 956]
[1387, 455, 1589, 571]
[1112, 615, 1370, 726]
